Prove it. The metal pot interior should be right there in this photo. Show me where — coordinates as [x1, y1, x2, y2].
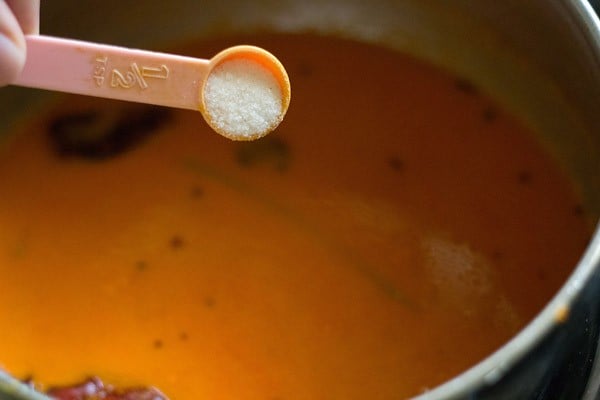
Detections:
[0, 0, 599, 398]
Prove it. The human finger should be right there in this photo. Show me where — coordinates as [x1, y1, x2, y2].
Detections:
[0, 0, 26, 86]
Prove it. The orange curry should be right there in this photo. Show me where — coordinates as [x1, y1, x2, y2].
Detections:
[0, 34, 591, 399]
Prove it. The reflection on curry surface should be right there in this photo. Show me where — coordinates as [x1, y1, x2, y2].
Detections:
[0, 34, 592, 399]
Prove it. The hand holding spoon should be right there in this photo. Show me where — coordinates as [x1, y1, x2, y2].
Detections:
[12, 35, 291, 140]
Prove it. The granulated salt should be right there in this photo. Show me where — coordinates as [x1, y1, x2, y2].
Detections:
[204, 59, 283, 140]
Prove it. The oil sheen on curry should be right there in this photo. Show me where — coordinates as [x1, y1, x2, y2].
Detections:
[0, 34, 591, 399]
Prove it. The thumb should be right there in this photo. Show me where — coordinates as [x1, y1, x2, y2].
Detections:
[0, 0, 26, 86]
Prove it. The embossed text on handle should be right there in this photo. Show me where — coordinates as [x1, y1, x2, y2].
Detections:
[92, 55, 170, 90]
[111, 63, 170, 89]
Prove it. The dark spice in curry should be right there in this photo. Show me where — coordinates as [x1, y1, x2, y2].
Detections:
[48, 104, 172, 160]
[189, 185, 204, 199]
[169, 236, 185, 250]
[388, 155, 405, 171]
[203, 296, 216, 308]
[454, 77, 479, 95]
[482, 106, 498, 123]
[135, 260, 148, 271]
[517, 170, 533, 184]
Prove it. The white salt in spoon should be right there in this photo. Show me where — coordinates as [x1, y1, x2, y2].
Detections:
[13, 35, 291, 141]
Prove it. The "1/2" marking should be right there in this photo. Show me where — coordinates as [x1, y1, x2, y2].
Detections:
[93, 55, 169, 89]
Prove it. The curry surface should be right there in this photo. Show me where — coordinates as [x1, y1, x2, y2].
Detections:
[0, 34, 591, 399]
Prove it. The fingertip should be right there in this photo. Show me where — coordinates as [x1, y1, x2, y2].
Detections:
[7, 0, 40, 35]
[0, 0, 27, 86]
[0, 34, 26, 86]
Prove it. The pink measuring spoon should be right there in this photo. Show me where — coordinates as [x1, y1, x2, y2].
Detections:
[12, 35, 291, 140]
